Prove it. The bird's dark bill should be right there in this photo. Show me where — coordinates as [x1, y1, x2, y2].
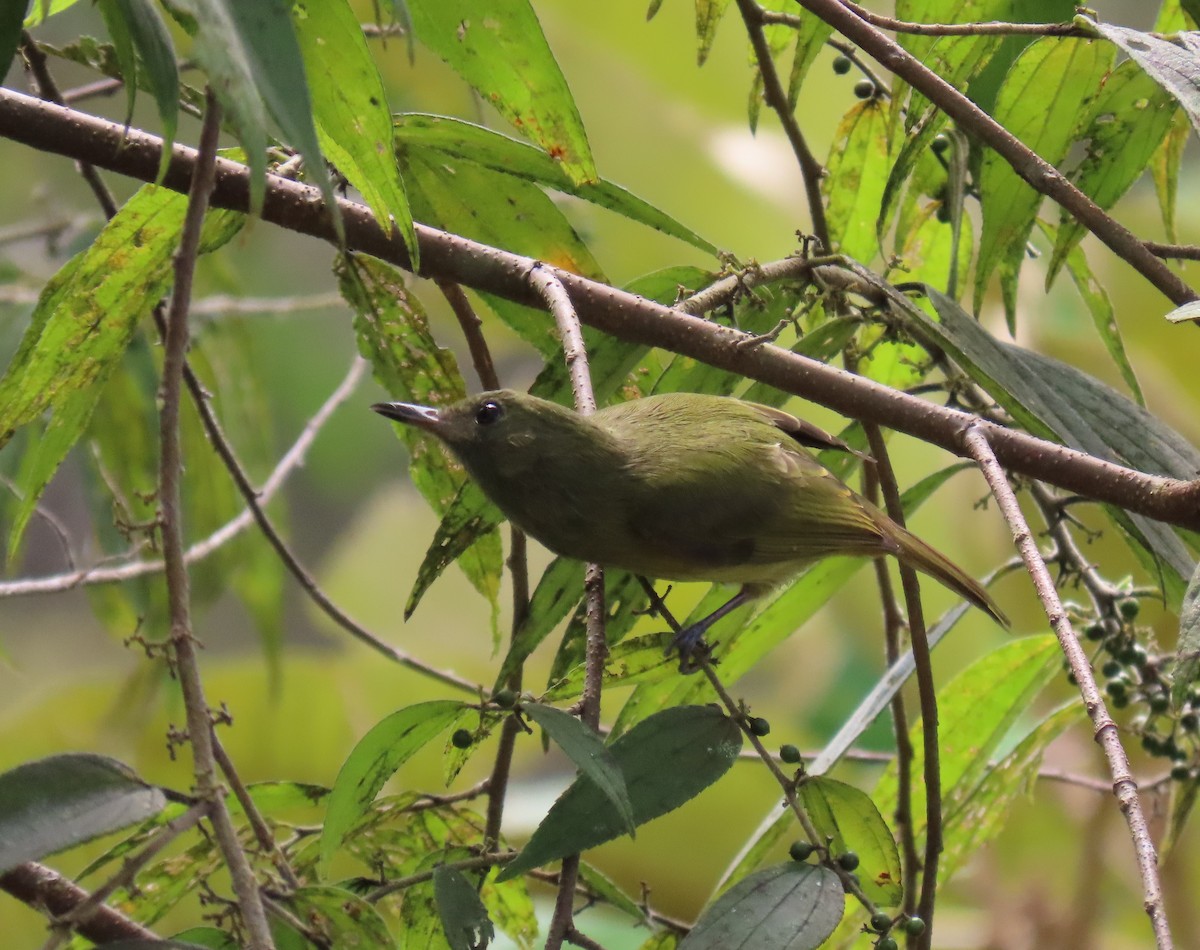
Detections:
[371, 402, 441, 430]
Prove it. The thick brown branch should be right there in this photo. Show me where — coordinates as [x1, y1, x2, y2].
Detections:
[1, 90, 1198, 529]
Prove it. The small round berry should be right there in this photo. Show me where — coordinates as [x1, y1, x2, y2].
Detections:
[779, 744, 802, 764]
[836, 851, 860, 871]
[789, 840, 815, 862]
[832, 55, 852, 75]
[1084, 622, 1106, 641]
[877, 938, 898, 950]
[451, 728, 474, 749]
[1142, 734, 1164, 755]
[1181, 713, 1199, 732]
[931, 134, 949, 155]
[1101, 660, 1123, 678]
[492, 689, 518, 708]
[1118, 598, 1141, 621]
[904, 917, 927, 936]
[870, 912, 892, 932]
[854, 79, 876, 99]
[1149, 693, 1170, 715]
[1171, 763, 1192, 782]
[748, 716, 771, 737]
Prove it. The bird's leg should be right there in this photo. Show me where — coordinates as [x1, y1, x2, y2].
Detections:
[667, 588, 752, 674]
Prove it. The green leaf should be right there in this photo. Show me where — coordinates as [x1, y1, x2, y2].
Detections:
[498, 556, 585, 685]
[798, 777, 902, 907]
[1, 2, 31, 80]
[1170, 559, 1200, 708]
[1048, 60, 1176, 283]
[407, 0, 596, 184]
[785, 10, 832, 108]
[694, 0, 731, 67]
[106, 0, 180, 182]
[479, 864, 538, 948]
[0, 187, 242, 555]
[96, 0, 139, 128]
[319, 700, 466, 875]
[914, 287, 1200, 603]
[1038, 220, 1143, 405]
[339, 255, 502, 629]
[393, 114, 716, 254]
[577, 860, 648, 923]
[523, 703, 636, 837]
[497, 706, 742, 880]
[293, 0, 417, 265]
[286, 886, 394, 947]
[0, 754, 168, 873]
[873, 636, 1061, 838]
[824, 97, 893, 263]
[434, 865, 496, 950]
[975, 36, 1113, 325]
[679, 863, 843, 950]
[1151, 110, 1189, 243]
[169, 928, 240, 950]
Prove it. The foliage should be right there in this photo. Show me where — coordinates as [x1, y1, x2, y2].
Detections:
[1, 1, 1199, 948]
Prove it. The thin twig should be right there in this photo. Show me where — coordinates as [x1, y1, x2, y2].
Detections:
[735, 0, 830, 250]
[838, 2, 1082, 37]
[864, 425, 941, 948]
[0, 357, 366, 599]
[527, 261, 606, 950]
[962, 423, 1173, 950]
[158, 89, 274, 950]
[366, 852, 514, 903]
[1146, 242, 1200, 262]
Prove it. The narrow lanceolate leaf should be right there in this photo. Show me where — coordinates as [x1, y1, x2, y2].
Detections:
[824, 97, 893, 263]
[338, 255, 502, 629]
[318, 700, 466, 875]
[1037, 220, 1143, 405]
[1152, 110, 1189, 243]
[679, 863, 843, 950]
[1, 2, 31, 81]
[913, 287, 1200, 604]
[407, 0, 596, 184]
[165, 0, 339, 234]
[393, 114, 716, 254]
[0, 754, 168, 873]
[106, 0, 179, 181]
[523, 703, 636, 837]
[497, 706, 742, 881]
[1170, 560, 1200, 709]
[0, 188, 242, 555]
[1049, 60, 1177, 283]
[873, 636, 1061, 840]
[798, 777, 902, 907]
[975, 37, 1112, 325]
[287, 886, 394, 947]
[293, 0, 417, 265]
[1086, 19, 1200, 135]
[434, 866, 497, 950]
[786, 11, 832, 107]
[694, 0, 731, 66]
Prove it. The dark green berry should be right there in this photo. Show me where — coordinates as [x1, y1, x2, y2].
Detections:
[780, 744, 802, 764]
[1142, 734, 1164, 755]
[748, 716, 771, 737]
[904, 917, 927, 936]
[492, 689, 518, 708]
[1085, 622, 1106, 641]
[1119, 644, 1147, 666]
[1118, 598, 1141, 621]
[1101, 660, 1123, 678]
[854, 79, 876, 99]
[1181, 713, 1198, 732]
[789, 840, 815, 862]
[1171, 763, 1192, 782]
[451, 728, 474, 749]
[935, 203, 951, 224]
[1066, 670, 1078, 686]
[877, 938, 898, 950]
[1112, 693, 1130, 709]
[832, 55, 852, 75]
[1149, 693, 1171, 715]
[870, 912, 892, 932]
[1106, 678, 1128, 698]
[836, 851, 860, 871]
[931, 134, 949, 155]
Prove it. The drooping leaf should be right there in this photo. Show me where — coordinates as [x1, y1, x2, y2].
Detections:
[285, 886, 394, 947]
[824, 97, 893, 263]
[393, 114, 715, 254]
[1, 2, 31, 80]
[1170, 559, 1200, 708]
[497, 705, 742, 880]
[679, 863, 843, 950]
[975, 36, 1113, 326]
[319, 700, 466, 875]
[108, 0, 180, 181]
[293, 0, 417, 265]
[0, 754, 168, 873]
[434, 865, 496, 950]
[407, 0, 596, 184]
[523, 702, 636, 837]
[1151, 110, 1189, 243]
[1086, 19, 1200, 135]
[694, 0, 731, 67]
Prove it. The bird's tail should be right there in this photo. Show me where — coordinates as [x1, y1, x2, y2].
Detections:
[894, 527, 1009, 627]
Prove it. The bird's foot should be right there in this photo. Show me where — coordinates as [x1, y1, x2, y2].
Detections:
[665, 624, 716, 674]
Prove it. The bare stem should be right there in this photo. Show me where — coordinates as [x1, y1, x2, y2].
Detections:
[962, 423, 1173, 950]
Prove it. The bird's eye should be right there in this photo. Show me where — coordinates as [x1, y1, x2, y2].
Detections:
[475, 400, 504, 426]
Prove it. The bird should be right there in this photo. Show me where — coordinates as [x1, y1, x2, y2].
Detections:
[372, 389, 1007, 665]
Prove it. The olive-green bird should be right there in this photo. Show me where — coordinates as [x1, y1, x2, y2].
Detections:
[373, 390, 1007, 658]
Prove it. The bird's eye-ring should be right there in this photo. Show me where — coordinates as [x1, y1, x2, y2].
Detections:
[475, 400, 505, 426]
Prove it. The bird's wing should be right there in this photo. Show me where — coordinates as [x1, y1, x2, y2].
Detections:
[745, 402, 872, 461]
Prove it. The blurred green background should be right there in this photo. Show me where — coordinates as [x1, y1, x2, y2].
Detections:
[2, 1, 1199, 946]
